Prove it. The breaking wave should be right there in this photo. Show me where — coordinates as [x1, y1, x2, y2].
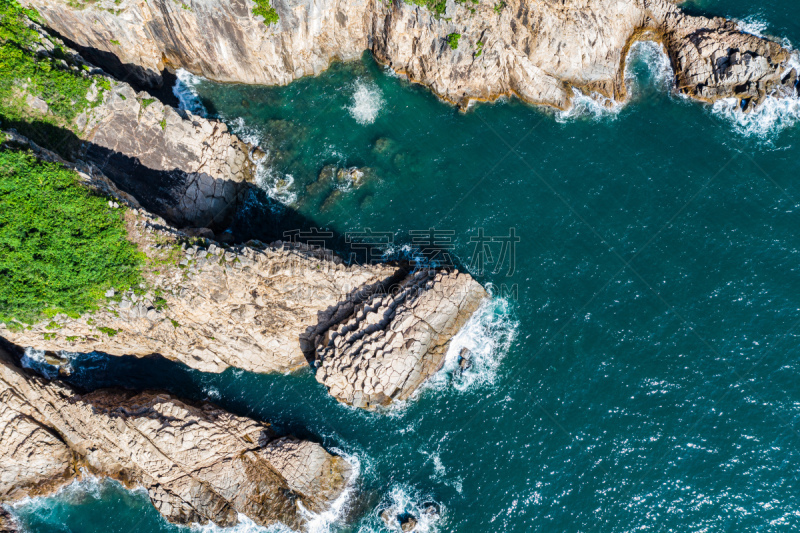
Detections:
[555, 87, 622, 123]
[347, 80, 384, 125]
[710, 50, 800, 138]
[356, 485, 444, 533]
[625, 39, 674, 94]
[173, 68, 208, 116]
[426, 296, 519, 393]
[21, 347, 78, 379]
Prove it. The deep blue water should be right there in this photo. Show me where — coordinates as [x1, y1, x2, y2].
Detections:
[10, 1, 800, 532]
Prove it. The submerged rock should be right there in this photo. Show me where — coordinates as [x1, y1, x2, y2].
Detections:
[21, 0, 799, 111]
[0, 508, 18, 533]
[0, 344, 352, 530]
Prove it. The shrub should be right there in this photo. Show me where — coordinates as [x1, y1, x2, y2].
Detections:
[0, 149, 143, 324]
[408, 0, 447, 16]
[0, 0, 106, 125]
[447, 33, 461, 50]
[252, 0, 279, 25]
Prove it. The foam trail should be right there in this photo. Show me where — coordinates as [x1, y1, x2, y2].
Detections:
[173, 68, 208, 116]
[347, 79, 383, 125]
[426, 296, 519, 393]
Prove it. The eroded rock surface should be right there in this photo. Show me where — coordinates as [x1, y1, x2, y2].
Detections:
[0, 140, 486, 407]
[314, 269, 486, 409]
[0, 344, 351, 530]
[0, 508, 18, 533]
[22, 0, 798, 110]
[10, 24, 263, 229]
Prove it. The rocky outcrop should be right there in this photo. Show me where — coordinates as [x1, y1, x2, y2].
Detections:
[314, 269, 486, 409]
[0, 343, 352, 530]
[22, 0, 798, 110]
[0, 508, 18, 533]
[0, 138, 486, 405]
[11, 24, 263, 229]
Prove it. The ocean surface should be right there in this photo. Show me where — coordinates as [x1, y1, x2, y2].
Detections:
[10, 1, 800, 531]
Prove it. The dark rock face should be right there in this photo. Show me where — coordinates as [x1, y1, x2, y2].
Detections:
[0, 509, 18, 533]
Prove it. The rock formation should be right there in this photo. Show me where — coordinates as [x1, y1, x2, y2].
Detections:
[0, 343, 352, 530]
[0, 137, 487, 405]
[11, 23, 263, 229]
[0, 509, 17, 533]
[22, 0, 798, 110]
[313, 269, 485, 409]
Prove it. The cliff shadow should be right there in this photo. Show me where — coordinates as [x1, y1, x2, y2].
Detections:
[43, 28, 180, 108]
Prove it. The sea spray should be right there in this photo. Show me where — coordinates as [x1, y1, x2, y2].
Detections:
[21, 347, 78, 379]
[347, 80, 384, 125]
[426, 296, 519, 393]
[357, 485, 444, 533]
[173, 69, 208, 116]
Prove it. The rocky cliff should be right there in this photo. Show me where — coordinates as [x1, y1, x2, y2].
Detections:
[0, 343, 352, 530]
[9, 22, 263, 230]
[22, 0, 798, 110]
[0, 137, 487, 405]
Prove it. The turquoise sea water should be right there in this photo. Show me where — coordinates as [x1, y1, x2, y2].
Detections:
[10, 1, 800, 532]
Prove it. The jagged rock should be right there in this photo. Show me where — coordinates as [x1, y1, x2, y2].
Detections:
[313, 269, 487, 409]
[0, 140, 486, 409]
[401, 515, 418, 532]
[6, 24, 263, 229]
[0, 344, 352, 530]
[22, 0, 798, 111]
[0, 508, 18, 533]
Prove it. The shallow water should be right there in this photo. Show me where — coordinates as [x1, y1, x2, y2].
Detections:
[10, 1, 800, 531]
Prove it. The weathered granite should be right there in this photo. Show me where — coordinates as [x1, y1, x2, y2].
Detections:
[9, 24, 264, 229]
[21, 0, 798, 111]
[0, 139, 486, 406]
[0, 508, 18, 533]
[0, 344, 352, 530]
[314, 269, 487, 409]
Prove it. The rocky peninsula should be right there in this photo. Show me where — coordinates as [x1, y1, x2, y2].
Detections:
[21, 0, 799, 110]
[0, 341, 352, 530]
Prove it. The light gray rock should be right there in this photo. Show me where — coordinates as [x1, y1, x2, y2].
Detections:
[0, 345, 352, 530]
[21, 0, 798, 111]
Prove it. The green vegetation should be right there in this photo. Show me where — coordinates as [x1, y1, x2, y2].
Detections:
[160, 117, 167, 130]
[447, 33, 461, 50]
[109, 39, 120, 46]
[97, 326, 118, 337]
[475, 40, 484, 57]
[0, 0, 110, 153]
[0, 149, 143, 325]
[170, 319, 180, 328]
[493, 1, 505, 13]
[407, 0, 446, 16]
[252, 0, 279, 26]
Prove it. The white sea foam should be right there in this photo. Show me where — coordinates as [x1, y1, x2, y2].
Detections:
[736, 16, 769, 38]
[625, 40, 674, 94]
[357, 485, 444, 533]
[257, 166, 297, 207]
[173, 68, 208, 116]
[425, 296, 518, 393]
[555, 87, 622, 123]
[21, 347, 79, 379]
[190, 514, 292, 533]
[347, 80, 384, 125]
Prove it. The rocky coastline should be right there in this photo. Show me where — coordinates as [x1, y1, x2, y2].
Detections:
[0, 341, 352, 530]
[21, 0, 799, 111]
[0, 12, 488, 529]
